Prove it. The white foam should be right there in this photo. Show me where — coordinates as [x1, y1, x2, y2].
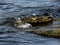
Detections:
[17, 23, 32, 28]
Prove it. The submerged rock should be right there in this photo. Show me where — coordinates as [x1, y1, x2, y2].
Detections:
[54, 18, 60, 21]
[32, 29, 60, 38]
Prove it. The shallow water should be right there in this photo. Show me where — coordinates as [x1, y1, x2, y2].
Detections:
[0, 0, 60, 45]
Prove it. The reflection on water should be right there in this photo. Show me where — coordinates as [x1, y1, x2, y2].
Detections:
[0, 0, 60, 45]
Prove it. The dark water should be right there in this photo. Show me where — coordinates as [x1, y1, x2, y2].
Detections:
[0, 0, 60, 45]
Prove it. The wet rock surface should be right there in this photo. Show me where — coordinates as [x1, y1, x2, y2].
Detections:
[31, 29, 60, 38]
